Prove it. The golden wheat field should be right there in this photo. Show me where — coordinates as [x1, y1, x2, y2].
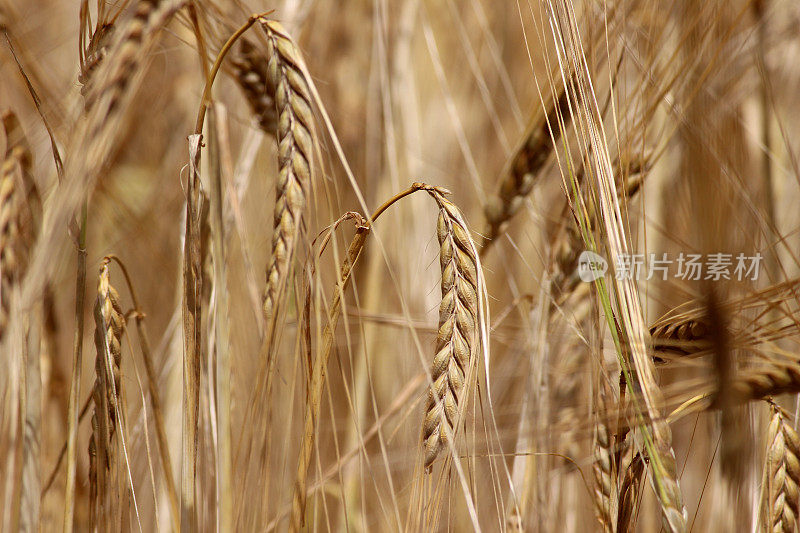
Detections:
[2, 0, 800, 531]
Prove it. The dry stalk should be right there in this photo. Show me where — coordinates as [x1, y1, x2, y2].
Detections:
[62, 209, 87, 533]
[206, 104, 234, 531]
[290, 221, 370, 532]
[181, 135, 204, 531]
[289, 183, 432, 531]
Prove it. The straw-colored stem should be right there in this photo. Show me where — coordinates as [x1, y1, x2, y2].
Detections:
[62, 200, 87, 533]
[289, 183, 430, 530]
[106, 254, 180, 531]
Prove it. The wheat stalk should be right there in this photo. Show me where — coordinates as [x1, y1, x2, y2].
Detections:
[288, 184, 429, 531]
[290, 220, 370, 532]
[544, 1, 689, 527]
[422, 188, 482, 469]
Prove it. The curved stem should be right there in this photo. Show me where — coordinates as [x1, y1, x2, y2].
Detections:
[289, 181, 447, 530]
[193, 11, 274, 135]
[368, 182, 442, 222]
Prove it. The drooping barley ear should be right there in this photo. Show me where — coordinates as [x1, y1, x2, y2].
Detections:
[422, 188, 481, 469]
[733, 359, 800, 401]
[231, 38, 278, 134]
[482, 83, 571, 249]
[2, 109, 41, 533]
[259, 20, 315, 333]
[82, 0, 185, 117]
[0, 110, 41, 341]
[592, 403, 616, 532]
[78, 0, 114, 108]
[649, 316, 710, 360]
[760, 402, 800, 533]
[617, 452, 645, 533]
[88, 259, 126, 530]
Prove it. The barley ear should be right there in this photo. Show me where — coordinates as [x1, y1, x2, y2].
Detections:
[2, 109, 42, 533]
[482, 85, 570, 249]
[88, 260, 126, 529]
[760, 402, 800, 533]
[617, 452, 645, 533]
[0, 110, 41, 341]
[592, 411, 616, 532]
[422, 190, 481, 469]
[231, 38, 278, 134]
[260, 20, 315, 330]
